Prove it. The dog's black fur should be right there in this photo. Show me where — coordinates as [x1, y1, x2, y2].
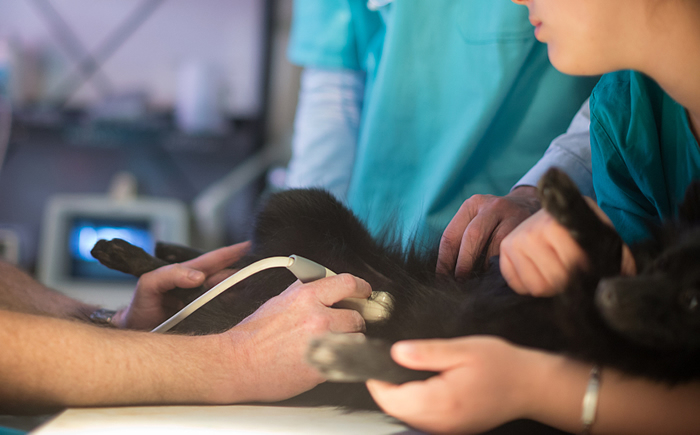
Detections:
[92, 169, 700, 432]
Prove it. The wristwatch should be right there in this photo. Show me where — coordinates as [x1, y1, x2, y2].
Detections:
[89, 308, 118, 327]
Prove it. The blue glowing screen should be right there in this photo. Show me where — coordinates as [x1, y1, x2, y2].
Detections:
[69, 217, 154, 280]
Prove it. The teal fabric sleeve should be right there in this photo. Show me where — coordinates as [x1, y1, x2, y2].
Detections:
[0, 427, 27, 435]
[288, 0, 382, 70]
[591, 72, 665, 244]
[590, 71, 700, 244]
[590, 109, 657, 244]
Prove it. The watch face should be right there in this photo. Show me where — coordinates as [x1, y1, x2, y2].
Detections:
[90, 308, 118, 325]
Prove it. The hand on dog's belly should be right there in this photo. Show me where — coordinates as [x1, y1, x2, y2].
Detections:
[437, 186, 541, 279]
[225, 274, 371, 402]
[365, 336, 550, 435]
[307, 333, 436, 384]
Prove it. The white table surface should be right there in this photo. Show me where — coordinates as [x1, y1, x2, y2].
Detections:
[32, 405, 425, 434]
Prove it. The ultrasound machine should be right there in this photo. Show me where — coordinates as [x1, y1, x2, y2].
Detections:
[36, 192, 189, 308]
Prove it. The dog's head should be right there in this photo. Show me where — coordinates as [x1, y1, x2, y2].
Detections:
[595, 227, 700, 350]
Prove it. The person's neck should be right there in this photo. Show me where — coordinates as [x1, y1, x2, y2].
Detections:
[638, 11, 700, 143]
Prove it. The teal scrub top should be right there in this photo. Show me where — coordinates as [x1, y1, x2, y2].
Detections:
[289, 0, 598, 245]
[590, 71, 700, 244]
[0, 427, 26, 435]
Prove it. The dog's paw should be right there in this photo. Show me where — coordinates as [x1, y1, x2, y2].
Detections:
[306, 333, 436, 384]
[538, 168, 586, 229]
[538, 168, 623, 276]
[90, 238, 167, 277]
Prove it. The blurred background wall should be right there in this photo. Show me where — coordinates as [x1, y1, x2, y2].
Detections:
[0, 0, 301, 285]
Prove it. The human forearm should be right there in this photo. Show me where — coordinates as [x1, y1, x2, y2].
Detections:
[595, 370, 700, 434]
[0, 261, 97, 321]
[0, 310, 237, 413]
[0, 272, 372, 413]
[285, 68, 365, 200]
[528, 353, 700, 434]
[523, 352, 593, 433]
[515, 99, 594, 198]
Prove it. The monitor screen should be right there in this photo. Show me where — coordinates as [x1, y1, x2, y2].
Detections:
[38, 194, 189, 307]
[68, 217, 153, 281]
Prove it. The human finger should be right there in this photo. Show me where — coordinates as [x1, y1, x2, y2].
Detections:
[139, 263, 205, 296]
[366, 379, 400, 398]
[542, 223, 589, 272]
[366, 378, 440, 422]
[437, 199, 480, 275]
[388, 338, 477, 372]
[311, 274, 373, 307]
[183, 241, 251, 275]
[327, 309, 366, 333]
[498, 250, 527, 294]
[621, 244, 637, 275]
[485, 216, 525, 259]
[498, 210, 574, 296]
[454, 213, 498, 279]
[515, 232, 571, 295]
[500, 239, 559, 296]
[498, 226, 549, 295]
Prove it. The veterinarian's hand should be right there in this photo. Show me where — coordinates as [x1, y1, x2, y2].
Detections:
[114, 242, 251, 330]
[438, 187, 540, 279]
[366, 336, 547, 434]
[220, 273, 372, 402]
[499, 200, 636, 297]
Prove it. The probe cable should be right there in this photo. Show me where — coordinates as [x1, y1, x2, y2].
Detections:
[152, 255, 334, 333]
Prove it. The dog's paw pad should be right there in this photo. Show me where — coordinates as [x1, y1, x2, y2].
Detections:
[538, 168, 585, 227]
[307, 334, 377, 382]
[307, 334, 438, 384]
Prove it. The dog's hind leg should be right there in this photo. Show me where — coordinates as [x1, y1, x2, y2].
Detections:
[538, 168, 623, 276]
[307, 334, 437, 384]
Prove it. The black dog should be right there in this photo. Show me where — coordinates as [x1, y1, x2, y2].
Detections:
[92, 169, 700, 428]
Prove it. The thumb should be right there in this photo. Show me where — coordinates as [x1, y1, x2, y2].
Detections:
[391, 338, 473, 372]
[621, 244, 637, 276]
[140, 263, 205, 295]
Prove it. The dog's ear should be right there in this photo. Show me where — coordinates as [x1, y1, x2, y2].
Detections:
[678, 180, 700, 224]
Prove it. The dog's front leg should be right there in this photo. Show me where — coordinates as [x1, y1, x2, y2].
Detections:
[538, 168, 624, 277]
[91, 238, 205, 305]
[155, 242, 204, 264]
[91, 238, 168, 276]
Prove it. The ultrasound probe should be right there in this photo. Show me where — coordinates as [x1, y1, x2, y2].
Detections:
[151, 255, 393, 333]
